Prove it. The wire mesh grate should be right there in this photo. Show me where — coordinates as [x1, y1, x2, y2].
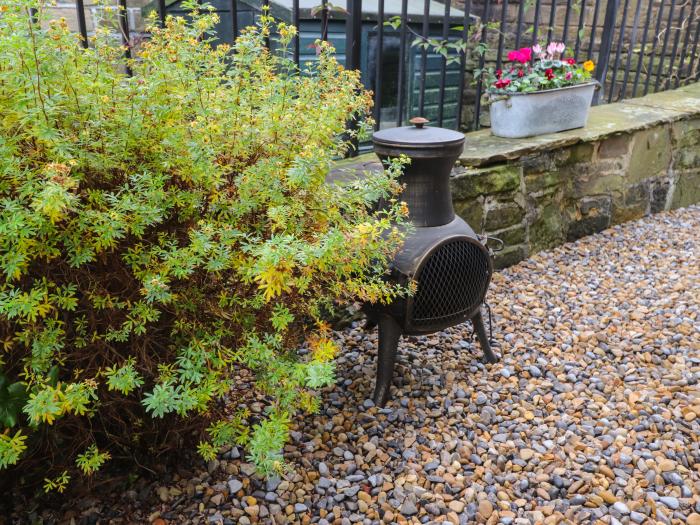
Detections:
[410, 239, 490, 329]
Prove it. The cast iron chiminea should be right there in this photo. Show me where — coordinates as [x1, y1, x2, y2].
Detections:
[366, 117, 498, 406]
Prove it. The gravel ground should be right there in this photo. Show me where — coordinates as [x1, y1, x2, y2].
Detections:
[19, 206, 700, 524]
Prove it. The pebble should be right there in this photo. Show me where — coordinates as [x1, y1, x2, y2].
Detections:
[448, 500, 465, 513]
[658, 497, 680, 510]
[519, 448, 535, 461]
[156, 487, 169, 503]
[30, 207, 700, 525]
[400, 499, 419, 516]
[478, 500, 493, 519]
[227, 479, 243, 495]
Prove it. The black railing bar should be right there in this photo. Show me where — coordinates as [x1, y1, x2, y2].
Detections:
[686, 5, 700, 85]
[665, 0, 688, 89]
[675, 0, 698, 87]
[620, 0, 643, 99]
[667, 1, 690, 87]
[587, 0, 602, 59]
[562, 0, 573, 44]
[321, 0, 329, 41]
[547, 0, 557, 43]
[418, 0, 430, 116]
[574, 0, 587, 60]
[157, 0, 166, 26]
[473, 0, 491, 130]
[496, 0, 508, 70]
[593, 0, 619, 104]
[532, 0, 542, 46]
[643, 0, 666, 95]
[456, 0, 472, 130]
[345, 0, 362, 155]
[396, 0, 409, 126]
[437, 0, 451, 126]
[118, 0, 132, 76]
[608, 0, 631, 103]
[514, 0, 525, 49]
[631, 0, 655, 97]
[374, 0, 384, 129]
[75, 0, 89, 46]
[292, 0, 299, 64]
[654, 0, 677, 93]
[263, 0, 270, 47]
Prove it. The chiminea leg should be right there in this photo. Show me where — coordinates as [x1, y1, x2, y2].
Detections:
[372, 315, 401, 407]
[473, 310, 499, 364]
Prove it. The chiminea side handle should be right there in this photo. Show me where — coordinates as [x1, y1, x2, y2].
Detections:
[478, 234, 505, 255]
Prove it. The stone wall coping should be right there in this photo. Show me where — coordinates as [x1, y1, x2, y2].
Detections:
[331, 83, 700, 177]
[459, 83, 700, 167]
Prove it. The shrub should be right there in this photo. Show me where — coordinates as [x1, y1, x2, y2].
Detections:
[0, 0, 406, 490]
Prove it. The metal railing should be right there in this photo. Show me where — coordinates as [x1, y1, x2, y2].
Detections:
[59, 0, 700, 136]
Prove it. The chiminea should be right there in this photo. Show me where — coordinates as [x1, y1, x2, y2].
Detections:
[365, 117, 499, 406]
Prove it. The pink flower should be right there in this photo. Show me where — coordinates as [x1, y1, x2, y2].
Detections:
[507, 47, 533, 64]
[546, 41, 566, 58]
[532, 44, 542, 55]
[565, 71, 573, 80]
[567, 58, 576, 65]
[507, 50, 524, 63]
[518, 47, 532, 62]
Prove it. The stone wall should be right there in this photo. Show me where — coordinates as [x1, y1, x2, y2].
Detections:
[452, 82, 700, 268]
[332, 83, 700, 269]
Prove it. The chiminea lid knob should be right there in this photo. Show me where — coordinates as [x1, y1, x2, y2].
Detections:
[409, 116, 429, 128]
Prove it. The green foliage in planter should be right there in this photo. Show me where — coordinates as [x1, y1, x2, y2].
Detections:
[0, 0, 407, 489]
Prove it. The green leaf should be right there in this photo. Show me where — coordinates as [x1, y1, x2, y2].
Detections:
[0, 376, 28, 428]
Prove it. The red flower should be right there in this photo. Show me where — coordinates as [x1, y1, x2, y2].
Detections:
[496, 69, 502, 79]
[567, 58, 576, 65]
[494, 78, 511, 89]
[545, 68, 555, 80]
[518, 69, 525, 78]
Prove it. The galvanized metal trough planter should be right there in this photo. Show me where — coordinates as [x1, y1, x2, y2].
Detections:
[488, 82, 598, 139]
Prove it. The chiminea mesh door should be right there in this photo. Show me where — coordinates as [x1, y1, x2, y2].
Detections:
[408, 238, 491, 331]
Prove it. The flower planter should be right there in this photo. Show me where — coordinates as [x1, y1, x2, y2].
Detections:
[489, 82, 597, 139]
